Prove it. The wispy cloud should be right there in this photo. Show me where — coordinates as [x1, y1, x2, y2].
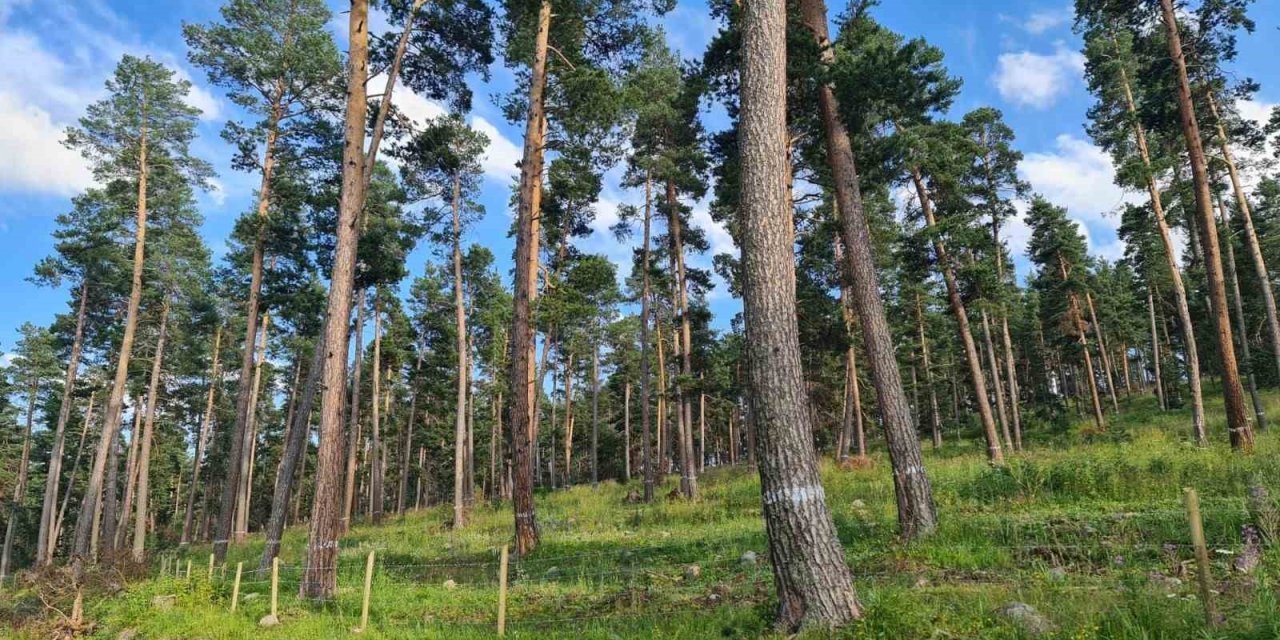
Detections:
[992, 43, 1085, 109]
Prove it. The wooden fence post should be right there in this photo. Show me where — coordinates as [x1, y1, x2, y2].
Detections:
[231, 562, 243, 612]
[356, 550, 375, 633]
[207, 553, 215, 581]
[498, 545, 509, 636]
[271, 556, 280, 619]
[185, 559, 192, 580]
[1184, 487, 1219, 626]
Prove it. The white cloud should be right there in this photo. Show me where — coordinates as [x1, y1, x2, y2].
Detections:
[992, 44, 1085, 109]
[1021, 7, 1073, 35]
[0, 92, 93, 195]
[471, 116, 522, 183]
[690, 203, 736, 257]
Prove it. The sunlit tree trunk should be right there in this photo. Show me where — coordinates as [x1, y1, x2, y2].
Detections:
[1218, 198, 1267, 429]
[182, 326, 221, 545]
[0, 373, 38, 579]
[37, 280, 88, 564]
[132, 299, 169, 561]
[342, 289, 367, 533]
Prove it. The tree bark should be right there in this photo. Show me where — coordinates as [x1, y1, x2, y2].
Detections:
[235, 308, 271, 542]
[452, 171, 469, 527]
[979, 306, 1014, 451]
[37, 280, 88, 565]
[1218, 198, 1267, 429]
[1208, 93, 1280, 383]
[911, 167, 1004, 464]
[1084, 292, 1120, 413]
[916, 294, 943, 449]
[131, 299, 169, 562]
[342, 288, 367, 532]
[302, 0, 370, 600]
[640, 176, 655, 501]
[506, 0, 550, 555]
[668, 179, 697, 498]
[72, 111, 150, 562]
[182, 326, 221, 545]
[1060, 258, 1107, 433]
[0, 376, 38, 579]
[260, 336, 323, 571]
[591, 341, 600, 489]
[740, 0, 862, 626]
[1149, 289, 1167, 410]
[1160, 0, 1253, 450]
[1115, 58, 1204, 440]
[370, 302, 384, 525]
[623, 383, 631, 481]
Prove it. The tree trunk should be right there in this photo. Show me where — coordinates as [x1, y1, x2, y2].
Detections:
[302, 0, 370, 600]
[740, 0, 862, 626]
[116, 405, 140, 553]
[1115, 58, 1204, 441]
[623, 383, 631, 481]
[342, 290, 367, 534]
[52, 393, 95, 560]
[72, 114, 150, 562]
[1218, 198, 1267, 429]
[1060, 258, 1107, 433]
[452, 171, 469, 527]
[640, 176, 655, 501]
[1148, 289, 1167, 410]
[979, 306, 1013, 451]
[911, 167, 1004, 464]
[235, 308, 271, 542]
[506, 0, 550, 556]
[1208, 92, 1280, 383]
[916, 294, 943, 449]
[591, 341, 600, 489]
[97, 405, 129, 561]
[1160, 0, 1253, 449]
[398, 353, 422, 514]
[182, 326, 221, 545]
[260, 336, 323, 571]
[0, 377, 38, 579]
[37, 280, 88, 565]
[1084, 293, 1120, 413]
[131, 299, 169, 562]
[370, 302, 384, 526]
[668, 179, 697, 498]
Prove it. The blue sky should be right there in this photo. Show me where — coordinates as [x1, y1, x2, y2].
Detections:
[0, 0, 1277, 357]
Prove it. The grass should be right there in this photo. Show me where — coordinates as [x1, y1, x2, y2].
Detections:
[9, 387, 1280, 638]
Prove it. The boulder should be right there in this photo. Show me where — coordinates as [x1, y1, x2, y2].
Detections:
[443, 579, 458, 590]
[996, 602, 1055, 637]
[150, 595, 175, 610]
[740, 551, 758, 566]
[259, 614, 280, 627]
[682, 564, 701, 580]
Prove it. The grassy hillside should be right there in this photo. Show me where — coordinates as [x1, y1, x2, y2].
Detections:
[9, 391, 1280, 639]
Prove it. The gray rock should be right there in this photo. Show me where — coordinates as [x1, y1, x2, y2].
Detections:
[912, 575, 930, 589]
[851, 499, 866, 509]
[259, 614, 280, 627]
[997, 602, 1055, 637]
[683, 564, 701, 580]
[150, 595, 175, 610]
[443, 579, 458, 590]
[1147, 572, 1182, 593]
[1046, 567, 1068, 582]
[740, 551, 758, 566]
[243, 592, 261, 601]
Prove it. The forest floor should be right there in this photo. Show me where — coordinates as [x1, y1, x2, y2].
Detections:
[10, 389, 1280, 639]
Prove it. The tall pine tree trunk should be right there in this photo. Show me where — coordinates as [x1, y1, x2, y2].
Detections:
[343, 289, 367, 532]
[1085, 293, 1120, 413]
[668, 181, 697, 498]
[1218, 198, 1267, 429]
[1160, 0, 1253, 450]
[132, 299, 169, 561]
[301, 0, 370, 599]
[0, 377, 38, 579]
[640, 176, 655, 501]
[260, 336, 323, 571]
[912, 168, 1004, 465]
[452, 171, 470, 527]
[72, 119, 150, 562]
[1060, 259, 1107, 433]
[1149, 288, 1167, 410]
[182, 326, 221, 544]
[916, 294, 943, 449]
[740, 0, 863, 623]
[506, 0, 551, 555]
[37, 280, 88, 565]
[370, 303, 384, 525]
[1115, 59, 1204, 440]
[1208, 93, 1280, 383]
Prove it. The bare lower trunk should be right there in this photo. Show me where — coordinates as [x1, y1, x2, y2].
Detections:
[623, 383, 631, 481]
[37, 280, 88, 565]
[182, 326, 221, 544]
[1, 380, 38, 579]
[1085, 293, 1120, 413]
[1061, 259, 1107, 433]
[370, 304, 384, 525]
[912, 167, 1003, 464]
[1218, 199, 1267, 429]
[302, 0, 370, 600]
[260, 336, 323, 571]
[979, 307, 1013, 451]
[52, 394, 95, 560]
[1160, 0, 1252, 450]
[640, 177, 654, 501]
[916, 295, 943, 449]
[235, 309, 271, 542]
[73, 121, 150, 561]
[131, 300, 169, 562]
[342, 289, 367, 533]
[741, 0, 862, 625]
[1149, 289, 1167, 410]
[506, 0, 551, 555]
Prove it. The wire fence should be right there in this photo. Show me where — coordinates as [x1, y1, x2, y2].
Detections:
[146, 494, 1258, 634]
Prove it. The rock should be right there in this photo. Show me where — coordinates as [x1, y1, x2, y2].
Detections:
[1234, 525, 1262, 574]
[443, 579, 458, 590]
[997, 602, 1055, 637]
[117, 629, 139, 640]
[740, 551, 758, 566]
[544, 566, 560, 578]
[1046, 567, 1067, 582]
[851, 499, 866, 509]
[243, 592, 261, 601]
[912, 575, 930, 589]
[683, 564, 702, 580]
[259, 614, 280, 627]
[1147, 572, 1182, 593]
[150, 595, 176, 610]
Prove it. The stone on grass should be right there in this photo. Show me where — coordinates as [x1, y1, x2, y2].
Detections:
[683, 564, 701, 580]
[150, 595, 175, 610]
[851, 499, 866, 509]
[1146, 572, 1182, 593]
[259, 614, 280, 627]
[912, 575, 929, 589]
[1046, 567, 1067, 582]
[997, 602, 1055, 637]
[443, 579, 457, 590]
[740, 551, 758, 566]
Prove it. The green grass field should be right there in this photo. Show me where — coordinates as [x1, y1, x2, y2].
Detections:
[9, 389, 1280, 639]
